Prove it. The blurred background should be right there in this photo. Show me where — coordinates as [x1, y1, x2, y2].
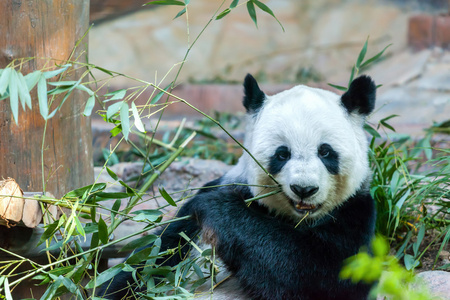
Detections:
[88, 0, 450, 136]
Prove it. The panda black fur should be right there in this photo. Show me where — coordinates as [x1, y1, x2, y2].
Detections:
[98, 74, 377, 300]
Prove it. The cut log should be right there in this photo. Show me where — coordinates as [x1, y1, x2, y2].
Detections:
[21, 192, 45, 228]
[0, 178, 24, 226]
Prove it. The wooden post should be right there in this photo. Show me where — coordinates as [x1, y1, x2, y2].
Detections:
[0, 1, 93, 198]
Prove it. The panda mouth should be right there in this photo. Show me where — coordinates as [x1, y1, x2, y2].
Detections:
[291, 200, 322, 213]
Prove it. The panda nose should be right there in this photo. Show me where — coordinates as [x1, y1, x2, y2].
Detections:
[290, 185, 319, 199]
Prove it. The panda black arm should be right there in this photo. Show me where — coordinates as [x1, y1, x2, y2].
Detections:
[191, 185, 375, 300]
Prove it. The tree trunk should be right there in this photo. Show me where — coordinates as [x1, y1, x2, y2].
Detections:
[0, 0, 93, 198]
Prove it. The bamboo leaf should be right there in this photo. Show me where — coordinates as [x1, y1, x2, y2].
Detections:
[159, 186, 177, 206]
[64, 183, 106, 198]
[83, 95, 96, 116]
[106, 166, 119, 181]
[151, 83, 172, 104]
[145, 0, 185, 5]
[348, 65, 356, 88]
[360, 44, 392, 69]
[106, 101, 123, 119]
[75, 84, 94, 96]
[98, 216, 109, 245]
[253, 0, 284, 31]
[17, 72, 32, 109]
[3, 277, 12, 300]
[327, 83, 348, 91]
[47, 80, 78, 86]
[132, 102, 146, 132]
[42, 64, 71, 79]
[104, 89, 126, 102]
[247, 1, 257, 28]
[126, 247, 153, 264]
[356, 37, 369, 69]
[174, 7, 186, 19]
[120, 234, 158, 252]
[94, 66, 113, 76]
[9, 70, 19, 124]
[37, 75, 49, 119]
[120, 101, 130, 140]
[216, 8, 231, 20]
[230, 0, 239, 8]
[85, 264, 125, 289]
[363, 123, 381, 138]
[0, 68, 12, 95]
[24, 70, 41, 91]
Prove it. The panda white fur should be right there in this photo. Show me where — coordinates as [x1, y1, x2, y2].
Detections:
[99, 74, 377, 300]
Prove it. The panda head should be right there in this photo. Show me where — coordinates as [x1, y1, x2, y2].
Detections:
[240, 74, 376, 221]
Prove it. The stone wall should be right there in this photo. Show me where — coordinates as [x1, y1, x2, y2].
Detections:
[88, 0, 429, 86]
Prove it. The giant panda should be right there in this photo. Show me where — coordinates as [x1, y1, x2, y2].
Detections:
[98, 74, 377, 300]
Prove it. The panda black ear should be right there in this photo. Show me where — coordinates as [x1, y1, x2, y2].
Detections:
[341, 75, 376, 116]
[243, 74, 265, 113]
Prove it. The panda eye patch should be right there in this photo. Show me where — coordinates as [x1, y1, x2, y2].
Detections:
[318, 144, 331, 158]
[275, 146, 291, 161]
[268, 146, 290, 175]
[318, 144, 339, 175]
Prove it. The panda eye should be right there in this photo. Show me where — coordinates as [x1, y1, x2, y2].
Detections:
[318, 144, 331, 158]
[275, 146, 290, 161]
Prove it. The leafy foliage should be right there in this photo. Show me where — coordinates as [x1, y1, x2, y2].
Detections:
[341, 236, 434, 300]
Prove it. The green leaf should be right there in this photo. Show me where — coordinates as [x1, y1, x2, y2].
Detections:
[404, 254, 419, 270]
[98, 216, 109, 245]
[120, 101, 130, 140]
[327, 83, 348, 91]
[126, 247, 153, 264]
[0, 67, 12, 95]
[85, 263, 125, 289]
[42, 64, 71, 79]
[37, 75, 48, 119]
[75, 217, 86, 238]
[132, 209, 163, 222]
[64, 183, 106, 198]
[17, 72, 32, 110]
[216, 8, 231, 20]
[356, 37, 368, 69]
[151, 83, 172, 104]
[360, 44, 392, 70]
[104, 89, 126, 102]
[111, 199, 121, 220]
[120, 234, 158, 252]
[47, 80, 78, 87]
[94, 66, 113, 76]
[413, 225, 425, 257]
[95, 192, 130, 200]
[230, 0, 239, 8]
[24, 70, 42, 91]
[174, 7, 186, 19]
[106, 166, 119, 181]
[363, 124, 381, 138]
[145, 0, 185, 5]
[253, 0, 284, 31]
[76, 84, 94, 96]
[3, 277, 12, 300]
[106, 101, 123, 119]
[132, 102, 146, 132]
[247, 1, 257, 28]
[9, 69, 19, 124]
[159, 186, 177, 206]
[40, 276, 63, 300]
[83, 95, 96, 116]
[348, 65, 356, 88]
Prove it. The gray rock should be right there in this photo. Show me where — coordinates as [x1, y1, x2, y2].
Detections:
[368, 50, 431, 88]
[416, 271, 450, 299]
